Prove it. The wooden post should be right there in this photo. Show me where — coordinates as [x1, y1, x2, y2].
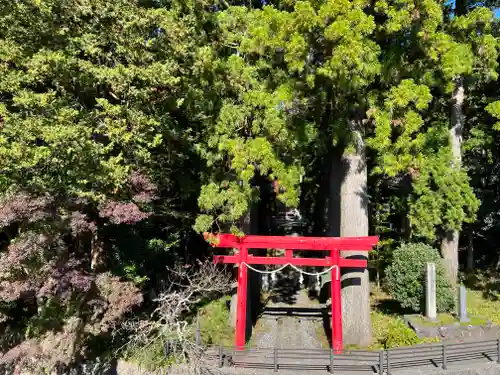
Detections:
[497, 338, 500, 364]
[387, 350, 391, 375]
[218, 345, 223, 368]
[235, 246, 248, 349]
[274, 348, 278, 372]
[331, 250, 342, 353]
[330, 349, 334, 374]
[442, 344, 447, 370]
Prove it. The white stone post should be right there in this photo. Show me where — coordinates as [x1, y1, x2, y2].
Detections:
[426, 262, 437, 320]
[459, 284, 469, 323]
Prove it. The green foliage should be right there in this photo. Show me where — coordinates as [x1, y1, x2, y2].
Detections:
[382, 318, 421, 349]
[409, 153, 480, 238]
[0, 0, 209, 368]
[380, 317, 440, 348]
[197, 0, 497, 245]
[1, 0, 500, 365]
[198, 297, 233, 346]
[368, 78, 480, 240]
[385, 243, 455, 313]
[123, 265, 149, 287]
[371, 309, 440, 349]
[368, 80, 433, 178]
[486, 101, 500, 131]
[365, 0, 497, 246]
[195, 0, 386, 233]
[124, 339, 171, 371]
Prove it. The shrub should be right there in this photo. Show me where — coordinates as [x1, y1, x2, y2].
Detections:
[385, 242, 455, 313]
[198, 296, 233, 346]
[382, 319, 420, 348]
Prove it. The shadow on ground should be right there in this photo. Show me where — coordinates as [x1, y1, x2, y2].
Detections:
[269, 271, 300, 304]
[262, 306, 329, 318]
[463, 270, 500, 301]
[373, 298, 413, 316]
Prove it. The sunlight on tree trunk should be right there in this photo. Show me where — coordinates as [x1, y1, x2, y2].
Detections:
[330, 129, 372, 347]
[441, 80, 465, 285]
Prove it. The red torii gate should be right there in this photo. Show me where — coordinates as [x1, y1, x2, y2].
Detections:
[207, 233, 378, 352]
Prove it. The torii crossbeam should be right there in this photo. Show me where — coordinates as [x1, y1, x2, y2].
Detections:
[207, 233, 378, 352]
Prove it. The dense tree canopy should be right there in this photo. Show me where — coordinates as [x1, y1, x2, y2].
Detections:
[0, 0, 212, 367]
[1, 0, 500, 369]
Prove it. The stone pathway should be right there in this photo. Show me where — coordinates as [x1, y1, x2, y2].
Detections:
[210, 285, 329, 375]
[252, 288, 325, 349]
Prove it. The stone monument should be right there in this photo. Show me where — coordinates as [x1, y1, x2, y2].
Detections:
[459, 284, 469, 323]
[426, 262, 437, 320]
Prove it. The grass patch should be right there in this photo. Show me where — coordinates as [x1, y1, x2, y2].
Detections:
[313, 284, 500, 350]
[370, 310, 440, 349]
[467, 290, 500, 324]
[408, 313, 487, 327]
[370, 310, 396, 349]
[464, 270, 500, 324]
[369, 286, 439, 349]
[367, 283, 500, 349]
[123, 339, 173, 371]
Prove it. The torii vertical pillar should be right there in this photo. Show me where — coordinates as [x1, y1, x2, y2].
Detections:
[235, 246, 248, 349]
[331, 249, 342, 352]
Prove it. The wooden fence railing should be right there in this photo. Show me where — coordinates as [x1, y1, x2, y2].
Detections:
[203, 338, 500, 373]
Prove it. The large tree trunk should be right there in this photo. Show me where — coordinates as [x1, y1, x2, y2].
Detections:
[466, 226, 474, 272]
[441, 80, 464, 285]
[329, 131, 372, 347]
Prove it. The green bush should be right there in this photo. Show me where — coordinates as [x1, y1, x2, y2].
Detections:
[385, 242, 455, 313]
[382, 319, 420, 348]
[198, 296, 233, 346]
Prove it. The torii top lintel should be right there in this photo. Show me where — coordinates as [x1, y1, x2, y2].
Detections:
[205, 233, 378, 251]
[207, 233, 378, 270]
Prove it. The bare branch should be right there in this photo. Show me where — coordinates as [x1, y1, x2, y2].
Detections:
[122, 260, 231, 374]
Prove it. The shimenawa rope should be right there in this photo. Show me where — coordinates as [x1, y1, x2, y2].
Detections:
[241, 262, 337, 277]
